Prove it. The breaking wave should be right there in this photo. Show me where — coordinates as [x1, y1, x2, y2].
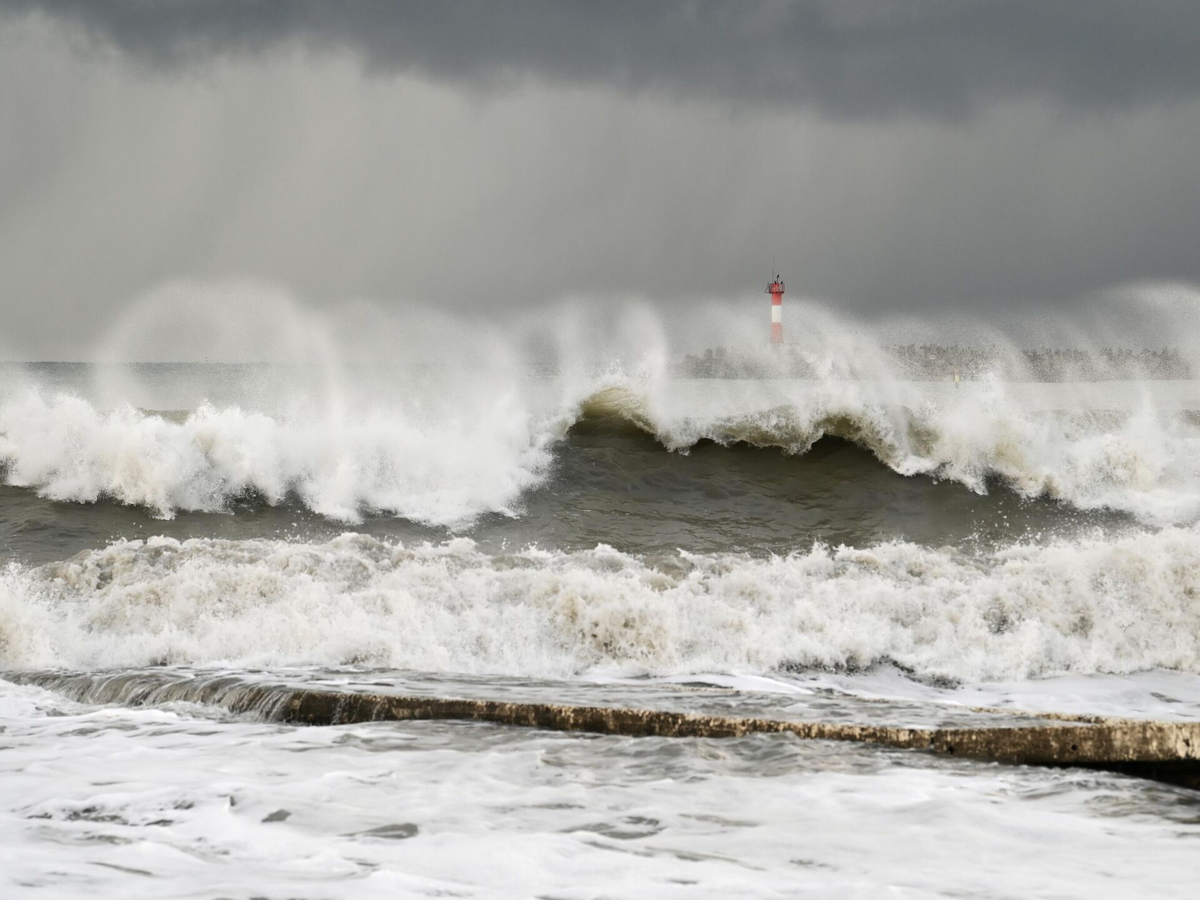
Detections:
[581, 381, 1200, 526]
[0, 389, 560, 526]
[1, 530, 1199, 681]
[1, 375, 1199, 525]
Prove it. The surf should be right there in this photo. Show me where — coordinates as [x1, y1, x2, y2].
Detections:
[2, 371, 1199, 528]
[2, 528, 1199, 681]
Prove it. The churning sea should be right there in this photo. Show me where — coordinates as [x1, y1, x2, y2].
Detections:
[2, 359, 1199, 898]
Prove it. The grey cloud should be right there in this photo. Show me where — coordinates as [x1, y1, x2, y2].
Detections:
[7, 0, 1200, 118]
[2, 4, 1199, 360]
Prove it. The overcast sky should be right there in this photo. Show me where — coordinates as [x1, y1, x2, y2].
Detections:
[2, 1, 1199, 357]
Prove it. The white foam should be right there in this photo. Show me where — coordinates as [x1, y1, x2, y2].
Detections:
[4, 371, 1200, 526]
[592, 376, 1200, 526]
[0, 389, 557, 525]
[3, 529, 1199, 682]
[1, 678, 1197, 899]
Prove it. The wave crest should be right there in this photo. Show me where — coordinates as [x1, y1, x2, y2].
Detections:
[0, 390, 556, 525]
[576, 380, 1200, 525]
[2, 377, 1200, 526]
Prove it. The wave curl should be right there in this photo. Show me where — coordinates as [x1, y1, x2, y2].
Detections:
[2, 377, 1199, 525]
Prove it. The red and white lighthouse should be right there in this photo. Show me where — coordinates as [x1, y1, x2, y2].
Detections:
[766, 277, 784, 344]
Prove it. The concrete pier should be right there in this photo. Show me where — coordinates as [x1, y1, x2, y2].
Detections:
[7, 671, 1199, 789]
[280, 690, 1200, 788]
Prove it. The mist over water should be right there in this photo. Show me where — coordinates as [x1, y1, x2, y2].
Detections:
[0, 281, 1197, 682]
[3, 282, 1200, 528]
[2, 282, 1200, 898]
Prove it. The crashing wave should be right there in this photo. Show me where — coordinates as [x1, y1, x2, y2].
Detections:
[0, 390, 559, 525]
[1, 376, 1200, 525]
[1, 530, 1199, 681]
[581, 380, 1200, 525]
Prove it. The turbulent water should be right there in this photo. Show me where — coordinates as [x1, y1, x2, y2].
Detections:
[3, 359, 1200, 897]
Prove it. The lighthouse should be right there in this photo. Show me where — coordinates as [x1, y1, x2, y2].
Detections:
[766, 276, 784, 344]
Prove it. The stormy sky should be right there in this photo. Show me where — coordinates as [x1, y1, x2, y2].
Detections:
[2, 1, 1200, 357]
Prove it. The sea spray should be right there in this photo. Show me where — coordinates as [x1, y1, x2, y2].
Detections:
[2, 373, 1200, 525]
[2, 529, 1198, 680]
[0, 389, 558, 524]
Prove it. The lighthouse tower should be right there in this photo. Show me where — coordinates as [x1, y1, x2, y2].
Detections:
[766, 276, 785, 344]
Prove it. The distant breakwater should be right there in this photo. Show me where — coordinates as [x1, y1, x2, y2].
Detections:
[678, 345, 1192, 381]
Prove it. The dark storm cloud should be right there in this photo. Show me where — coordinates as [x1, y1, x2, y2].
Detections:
[2, 1, 1200, 359]
[8, 0, 1200, 118]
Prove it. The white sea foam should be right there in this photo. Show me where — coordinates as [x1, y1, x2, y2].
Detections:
[4, 679, 1195, 899]
[0, 389, 558, 525]
[589, 376, 1200, 526]
[2, 529, 1198, 681]
[3, 371, 1200, 525]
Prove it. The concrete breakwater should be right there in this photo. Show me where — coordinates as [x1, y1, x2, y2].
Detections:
[7, 670, 1199, 789]
[676, 344, 1193, 381]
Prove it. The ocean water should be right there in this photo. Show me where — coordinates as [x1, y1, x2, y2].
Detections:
[2, 359, 1200, 897]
